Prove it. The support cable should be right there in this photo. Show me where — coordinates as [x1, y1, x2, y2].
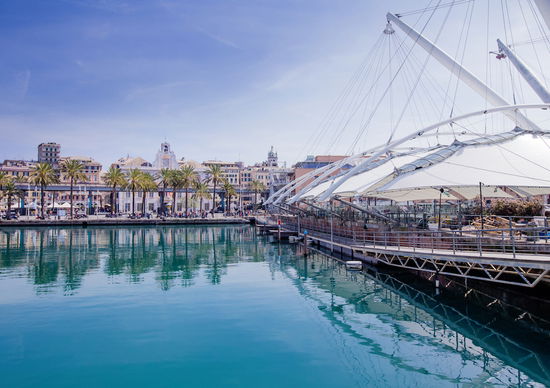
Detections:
[386, 0, 454, 145]
[517, 0, 549, 89]
[346, 1, 445, 153]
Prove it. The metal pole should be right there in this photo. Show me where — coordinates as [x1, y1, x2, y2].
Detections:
[479, 182, 484, 234]
[509, 218, 516, 258]
[438, 188, 443, 230]
[330, 212, 334, 252]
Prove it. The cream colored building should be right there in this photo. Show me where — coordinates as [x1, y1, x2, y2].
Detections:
[60, 156, 102, 184]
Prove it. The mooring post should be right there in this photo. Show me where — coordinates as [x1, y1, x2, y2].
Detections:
[330, 212, 334, 253]
[303, 229, 308, 256]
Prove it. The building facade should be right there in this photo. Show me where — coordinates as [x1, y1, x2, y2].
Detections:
[60, 156, 102, 184]
[0, 160, 36, 179]
[37, 142, 60, 167]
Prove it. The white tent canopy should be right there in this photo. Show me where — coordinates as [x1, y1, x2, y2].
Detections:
[367, 185, 514, 201]
[300, 150, 438, 200]
[376, 133, 550, 192]
[293, 130, 550, 203]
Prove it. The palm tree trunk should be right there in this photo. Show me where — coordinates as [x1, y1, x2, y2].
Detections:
[185, 188, 189, 218]
[142, 190, 146, 216]
[159, 189, 163, 215]
[111, 186, 116, 215]
[132, 189, 135, 215]
[172, 188, 176, 216]
[70, 179, 74, 219]
[254, 191, 258, 213]
[212, 181, 216, 213]
[200, 198, 203, 213]
[40, 184, 45, 218]
[7, 194, 12, 219]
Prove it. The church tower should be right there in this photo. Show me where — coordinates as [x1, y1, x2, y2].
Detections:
[267, 146, 278, 167]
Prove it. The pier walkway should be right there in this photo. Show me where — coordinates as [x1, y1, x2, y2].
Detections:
[258, 215, 550, 288]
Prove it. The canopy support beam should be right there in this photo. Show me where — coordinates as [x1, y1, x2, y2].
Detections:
[497, 39, 550, 103]
[387, 13, 542, 133]
[317, 104, 550, 202]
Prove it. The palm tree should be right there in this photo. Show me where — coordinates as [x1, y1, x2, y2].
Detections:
[61, 159, 88, 219]
[222, 180, 236, 215]
[126, 169, 144, 216]
[250, 180, 266, 213]
[157, 168, 172, 216]
[30, 163, 58, 218]
[180, 165, 197, 217]
[103, 166, 127, 215]
[207, 164, 223, 213]
[193, 181, 210, 215]
[0, 172, 9, 191]
[139, 173, 156, 217]
[2, 180, 23, 219]
[168, 170, 182, 216]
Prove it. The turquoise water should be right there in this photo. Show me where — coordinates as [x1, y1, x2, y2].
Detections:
[0, 225, 548, 387]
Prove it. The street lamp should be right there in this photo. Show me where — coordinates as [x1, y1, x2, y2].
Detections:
[479, 182, 484, 233]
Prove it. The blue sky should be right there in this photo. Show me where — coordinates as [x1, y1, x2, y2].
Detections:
[1, 0, 547, 168]
[0, 0, 395, 167]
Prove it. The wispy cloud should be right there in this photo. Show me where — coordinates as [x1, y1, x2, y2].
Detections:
[194, 27, 240, 50]
[56, 0, 132, 13]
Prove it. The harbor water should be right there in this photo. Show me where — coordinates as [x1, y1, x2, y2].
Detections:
[0, 225, 548, 387]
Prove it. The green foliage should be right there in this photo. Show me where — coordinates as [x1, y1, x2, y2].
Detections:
[62, 159, 88, 184]
[104, 167, 127, 189]
[30, 162, 58, 187]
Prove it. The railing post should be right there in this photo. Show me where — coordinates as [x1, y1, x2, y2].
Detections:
[477, 229, 482, 256]
[509, 218, 516, 258]
[397, 231, 401, 251]
[452, 231, 456, 254]
[545, 217, 548, 245]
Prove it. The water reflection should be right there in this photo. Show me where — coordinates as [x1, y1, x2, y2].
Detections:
[0, 225, 265, 293]
[0, 226, 549, 386]
[288, 250, 550, 387]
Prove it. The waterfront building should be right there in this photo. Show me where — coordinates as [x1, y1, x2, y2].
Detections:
[153, 142, 178, 170]
[37, 142, 60, 167]
[267, 145, 278, 167]
[0, 159, 36, 179]
[59, 156, 102, 184]
[290, 155, 350, 194]
[202, 160, 243, 186]
[112, 142, 189, 214]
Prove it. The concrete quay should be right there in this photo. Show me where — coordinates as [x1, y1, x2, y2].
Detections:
[0, 216, 251, 228]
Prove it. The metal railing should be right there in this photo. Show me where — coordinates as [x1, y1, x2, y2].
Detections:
[275, 215, 550, 258]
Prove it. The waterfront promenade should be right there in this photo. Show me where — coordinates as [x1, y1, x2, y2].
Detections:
[0, 214, 251, 227]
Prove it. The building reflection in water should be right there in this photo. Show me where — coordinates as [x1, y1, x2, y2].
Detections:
[0, 225, 549, 386]
[0, 225, 265, 293]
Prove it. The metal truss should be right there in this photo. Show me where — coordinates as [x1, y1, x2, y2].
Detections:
[358, 247, 550, 288]
[368, 269, 550, 385]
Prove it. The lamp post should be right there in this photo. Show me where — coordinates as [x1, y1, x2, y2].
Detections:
[479, 182, 484, 233]
[438, 188, 444, 230]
